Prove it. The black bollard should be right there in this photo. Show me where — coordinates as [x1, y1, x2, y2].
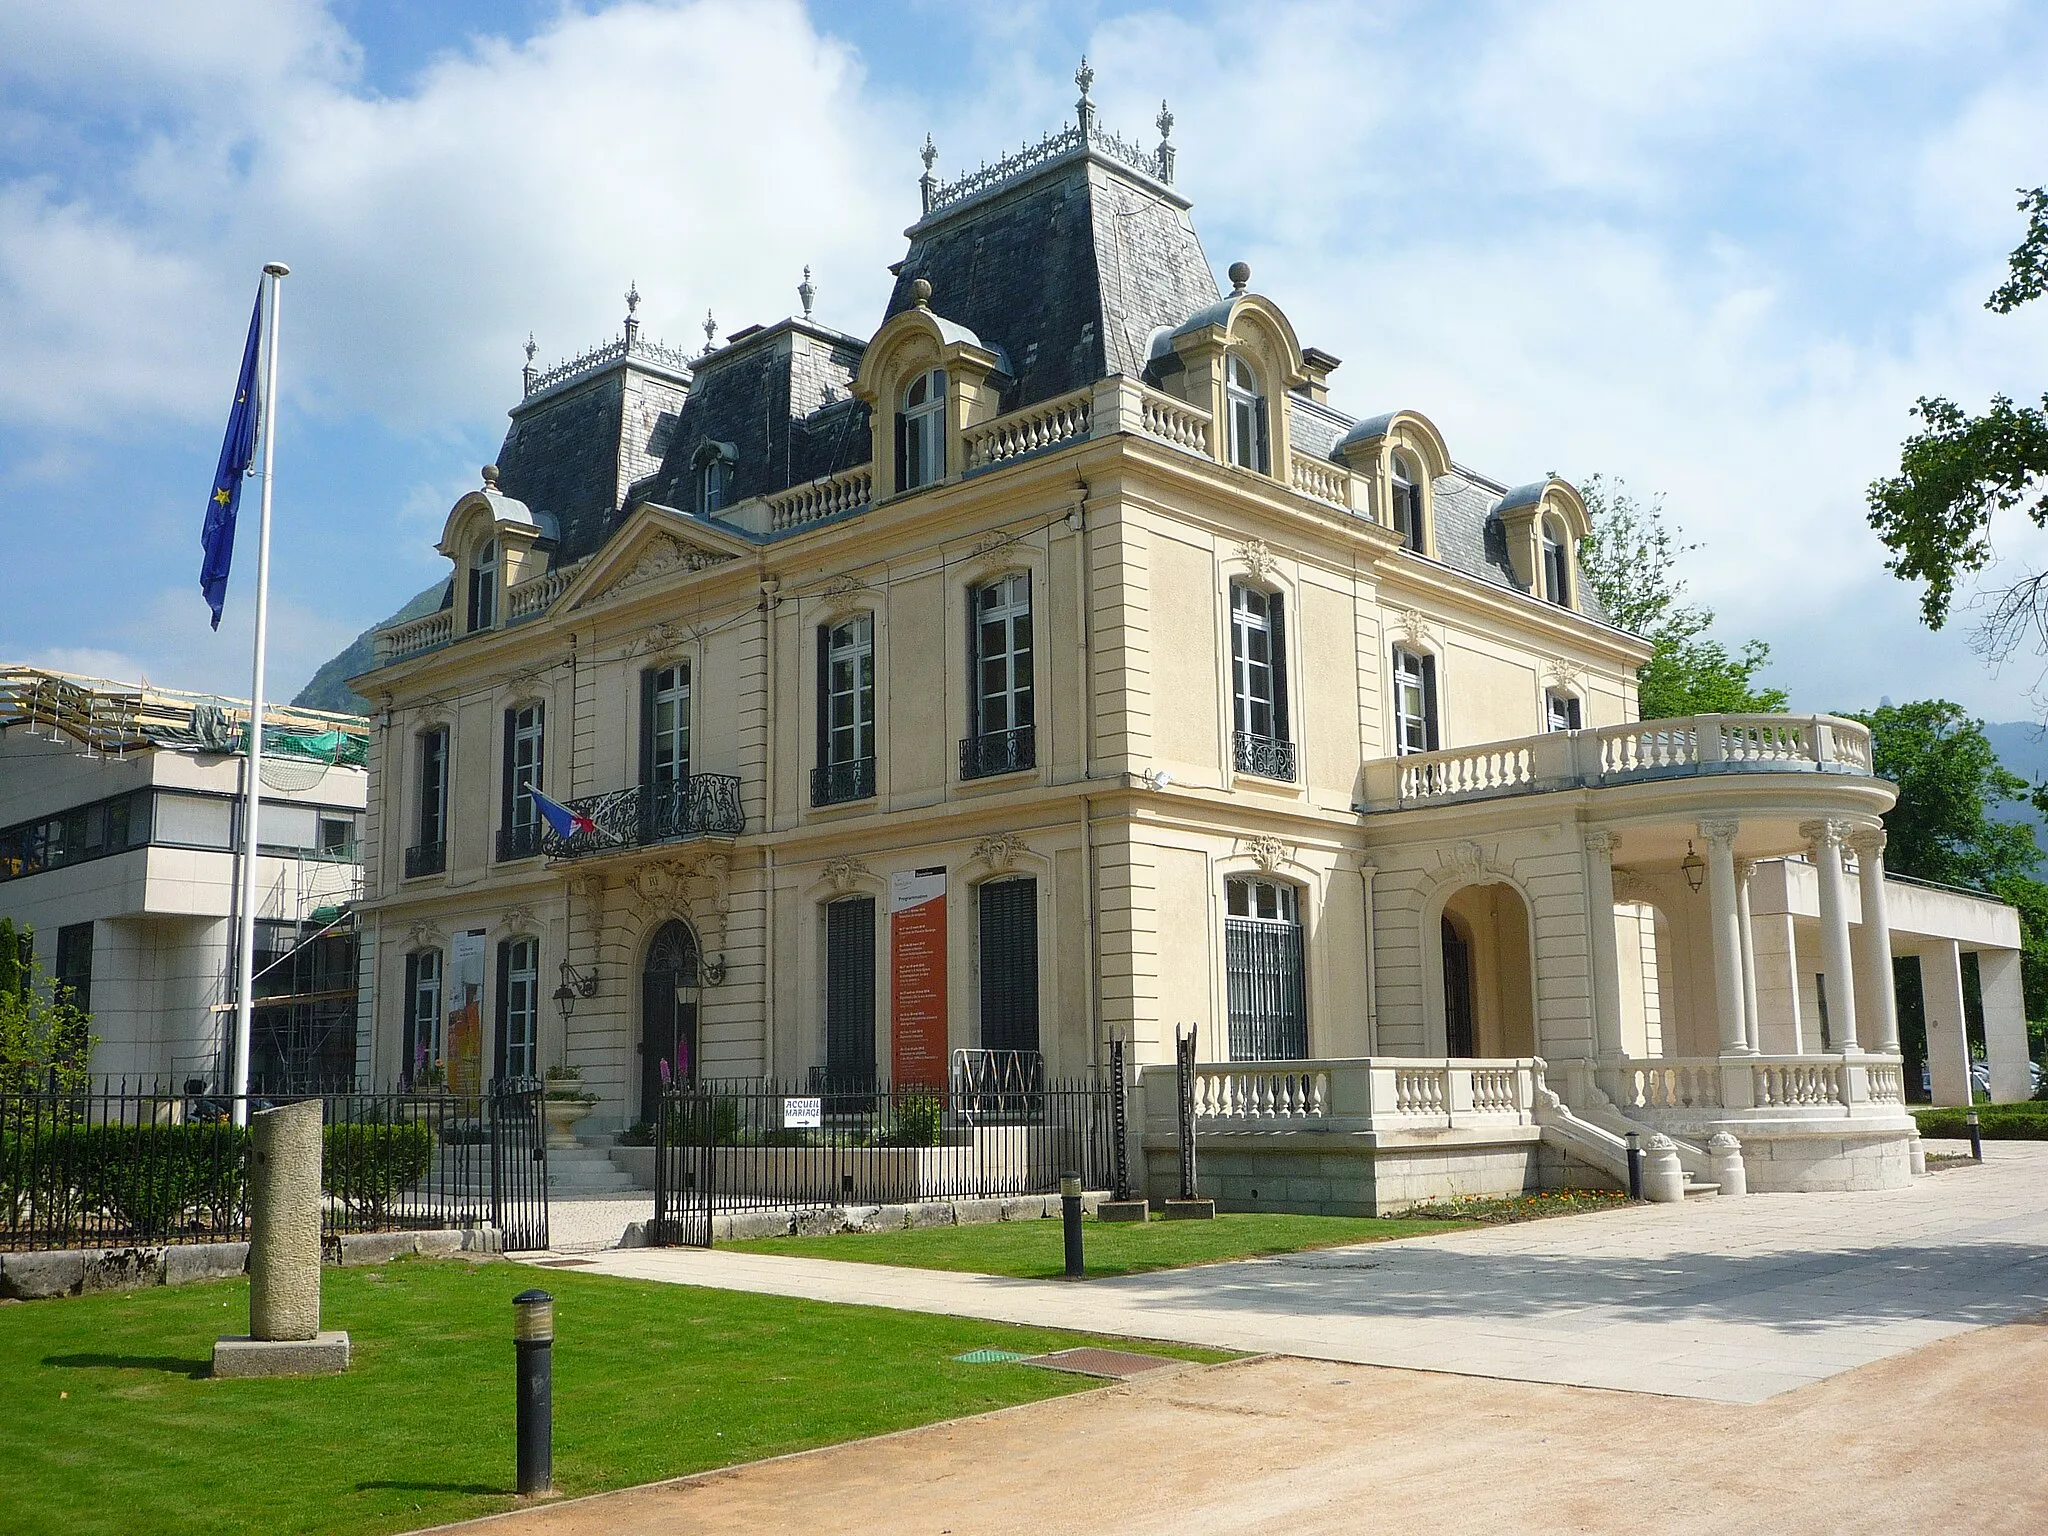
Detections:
[1967, 1108, 1984, 1163]
[512, 1289, 554, 1495]
[1061, 1171, 1085, 1280]
[1626, 1131, 1644, 1201]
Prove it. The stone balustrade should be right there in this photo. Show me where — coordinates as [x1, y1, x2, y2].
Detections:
[1290, 450, 1352, 508]
[1360, 713, 1877, 811]
[374, 609, 453, 663]
[1144, 1056, 1541, 1136]
[1595, 1053, 1902, 1124]
[768, 466, 873, 531]
[963, 387, 1093, 471]
[505, 557, 589, 623]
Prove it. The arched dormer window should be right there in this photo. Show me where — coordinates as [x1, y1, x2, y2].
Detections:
[1541, 516, 1571, 606]
[1390, 454, 1424, 553]
[693, 443, 736, 516]
[897, 368, 947, 492]
[1225, 354, 1269, 474]
[467, 538, 498, 632]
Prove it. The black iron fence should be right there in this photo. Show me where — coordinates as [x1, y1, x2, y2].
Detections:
[959, 724, 1035, 781]
[544, 775, 745, 860]
[0, 1078, 549, 1253]
[652, 1072, 1113, 1247]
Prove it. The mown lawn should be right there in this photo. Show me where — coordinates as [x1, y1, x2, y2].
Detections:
[1916, 1101, 2048, 1139]
[0, 1259, 1226, 1536]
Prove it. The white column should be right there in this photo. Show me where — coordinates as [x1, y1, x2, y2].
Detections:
[1585, 829, 1624, 1060]
[1801, 819, 1860, 1053]
[1978, 948, 2031, 1102]
[1848, 826, 1900, 1055]
[1735, 859, 1761, 1055]
[1922, 939, 1973, 1108]
[1701, 819, 1748, 1056]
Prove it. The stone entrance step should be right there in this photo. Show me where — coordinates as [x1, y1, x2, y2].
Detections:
[1682, 1180, 1721, 1197]
[548, 1146, 640, 1194]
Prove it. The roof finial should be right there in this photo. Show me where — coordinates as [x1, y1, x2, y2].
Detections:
[521, 333, 537, 394]
[1156, 99, 1176, 185]
[482, 464, 500, 489]
[919, 133, 939, 216]
[798, 265, 816, 319]
[1075, 55, 1096, 136]
[624, 280, 641, 348]
[1228, 261, 1251, 296]
[702, 308, 718, 355]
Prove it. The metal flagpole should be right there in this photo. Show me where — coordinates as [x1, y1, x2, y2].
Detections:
[231, 260, 290, 1124]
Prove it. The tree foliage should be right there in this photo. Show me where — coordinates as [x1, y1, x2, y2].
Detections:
[0, 955, 96, 1098]
[1868, 187, 2048, 648]
[1578, 475, 1788, 720]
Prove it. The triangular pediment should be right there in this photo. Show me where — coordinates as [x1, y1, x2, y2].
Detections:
[559, 505, 753, 611]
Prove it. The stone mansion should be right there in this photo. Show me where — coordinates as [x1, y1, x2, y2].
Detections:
[350, 69, 2029, 1205]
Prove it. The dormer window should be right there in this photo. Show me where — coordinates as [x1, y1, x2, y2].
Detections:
[1225, 354, 1269, 473]
[467, 539, 497, 632]
[897, 368, 947, 492]
[1541, 516, 1571, 606]
[693, 442, 737, 516]
[1391, 455, 1423, 552]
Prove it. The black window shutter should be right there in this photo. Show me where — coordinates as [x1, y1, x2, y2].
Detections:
[1254, 395, 1270, 474]
[1422, 655, 1440, 751]
[894, 411, 908, 494]
[1018, 570, 1033, 727]
[966, 589, 981, 738]
[816, 625, 832, 767]
[825, 896, 877, 1087]
[978, 879, 1040, 1055]
[493, 940, 511, 1085]
[1270, 590, 1290, 742]
[532, 701, 544, 794]
[402, 952, 420, 1079]
[638, 668, 657, 788]
[500, 708, 516, 832]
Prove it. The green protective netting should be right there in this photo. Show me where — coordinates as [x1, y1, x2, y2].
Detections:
[252, 725, 368, 767]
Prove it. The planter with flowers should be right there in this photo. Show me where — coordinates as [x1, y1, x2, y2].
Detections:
[543, 1063, 600, 1149]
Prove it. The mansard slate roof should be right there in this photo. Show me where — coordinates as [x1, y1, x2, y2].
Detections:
[492, 371, 632, 560]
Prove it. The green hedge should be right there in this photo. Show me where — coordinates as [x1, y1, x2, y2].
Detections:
[322, 1122, 435, 1220]
[1914, 1102, 2048, 1140]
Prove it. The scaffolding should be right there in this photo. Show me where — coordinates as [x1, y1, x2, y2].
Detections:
[0, 663, 369, 764]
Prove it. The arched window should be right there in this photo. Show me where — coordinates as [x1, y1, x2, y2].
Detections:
[1390, 454, 1423, 552]
[694, 452, 733, 516]
[467, 538, 498, 632]
[640, 920, 699, 1120]
[1224, 876, 1306, 1060]
[1225, 354, 1269, 473]
[897, 368, 947, 491]
[1541, 516, 1571, 605]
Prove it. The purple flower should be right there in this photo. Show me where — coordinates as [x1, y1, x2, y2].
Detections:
[659, 1058, 672, 1087]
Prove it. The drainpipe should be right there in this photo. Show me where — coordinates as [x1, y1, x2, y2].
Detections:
[760, 576, 779, 1072]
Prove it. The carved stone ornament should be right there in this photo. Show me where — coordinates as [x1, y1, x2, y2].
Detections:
[1847, 824, 1888, 860]
[821, 857, 872, 894]
[625, 856, 729, 949]
[1545, 657, 1587, 692]
[1610, 869, 1658, 906]
[1247, 834, 1288, 872]
[500, 904, 539, 935]
[1235, 537, 1277, 584]
[1394, 607, 1431, 650]
[1446, 840, 1490, 878]
[816, 574, 869, 600]
[566, 871, 606, 903]
[595, 532, 735, 602]
[1583, 828, 1618, 859]
[1799, 817, 1851, 860]
[1698, 817, 1742, 848]
[405, 921, 446, 949]
[635, 619, 699, 657]
[973, 833, 1028, 871]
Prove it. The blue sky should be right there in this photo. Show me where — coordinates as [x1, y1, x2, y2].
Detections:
[3, 0, 2047, 720]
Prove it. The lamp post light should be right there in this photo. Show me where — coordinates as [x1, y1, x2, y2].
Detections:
[512, 1289, 554, 1496]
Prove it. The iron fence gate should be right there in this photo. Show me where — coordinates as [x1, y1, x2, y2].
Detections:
[650, 1073, 1115, 1248]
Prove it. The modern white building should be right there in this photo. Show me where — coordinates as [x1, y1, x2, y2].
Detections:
[0, 666, 369, 1088]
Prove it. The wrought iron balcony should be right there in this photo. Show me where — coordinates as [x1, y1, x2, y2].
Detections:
[1233, 730, 1298, 783]
[811, 756, 876, 808]
[495, 823, 544, 863]
[403, 840, 447, 878]
[541, 775, 745, 860]
[959, 724, 1036, 782]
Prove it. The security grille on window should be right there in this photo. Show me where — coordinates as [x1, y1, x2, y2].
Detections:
[1541, 517, 1571, 605]
[1230, 582, 1294, 780]
[1546, 689, 1582, 732]
[898, 368, 947, 491]
[467, 540, 497, 632]
[499, 702, 544, 860]
[814, 615, 876, 805]
[963, 572, 1034, 778]
[1390, 454, 1423, 552]
[824, 895, 877, 1087]
[403, 948, 442, 1077]
[641, 665, 691, 791]
[496, 936, 539, 1081]
[978, 878, 1040, 1056]
[1225, 354, 1269, 473]
[1392, 646, 1439, 754]
[1224, 877, 1306, 1060]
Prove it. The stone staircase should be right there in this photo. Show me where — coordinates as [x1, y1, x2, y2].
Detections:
[547, 1144, 642, 1196]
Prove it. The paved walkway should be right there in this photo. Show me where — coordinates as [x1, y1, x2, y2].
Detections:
[533, 1144, 2048, 1403]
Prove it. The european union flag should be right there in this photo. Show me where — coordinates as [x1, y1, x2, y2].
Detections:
[200, 288, 263, 630]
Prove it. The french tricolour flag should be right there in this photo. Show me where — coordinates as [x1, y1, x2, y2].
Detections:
[528, 786, 598, 840]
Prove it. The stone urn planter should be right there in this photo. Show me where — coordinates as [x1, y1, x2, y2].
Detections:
[543, 1096, 597, 1150]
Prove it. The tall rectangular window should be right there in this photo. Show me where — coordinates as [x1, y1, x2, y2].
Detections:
[1230, 582, 1295, 780]
[495, 936, 539, 1081]
[468, 540, 497, 632]
[824, 895, 877, 1088]
[499, 702, 544, 861]
[978, 878, 1040, 1057]
[54, 922, 93, 1015]
[1225, 877, 1307, 1060]
[640, 665, 691, 792]
[403, 948, 442, 1079]
[814, 616, 876, 806]
[1392, 647, 1438, 755]
[963, 573, 1034, 779]
[410, 728, 449, 877]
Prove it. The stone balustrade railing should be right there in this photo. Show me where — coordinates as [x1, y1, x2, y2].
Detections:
[1143, 1056, 1541, 1135]
[963, 387, 1093, 471]
[1360, 713, 1877, 811]
[1082, 376, 1214, 457]
[505, 557, 589, 623]
[769, 465, 873, 532]
[1596, 1054, 1903, 1123]
[1290, 450, 1352, 508]
[374, 608, 453, 663]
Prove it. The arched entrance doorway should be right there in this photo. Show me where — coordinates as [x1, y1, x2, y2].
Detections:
[1439, 883, 1536, 1057]
[640, 920, 699, 1123]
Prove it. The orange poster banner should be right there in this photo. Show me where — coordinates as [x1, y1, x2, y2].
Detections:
[890, 867, 948, 1088]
